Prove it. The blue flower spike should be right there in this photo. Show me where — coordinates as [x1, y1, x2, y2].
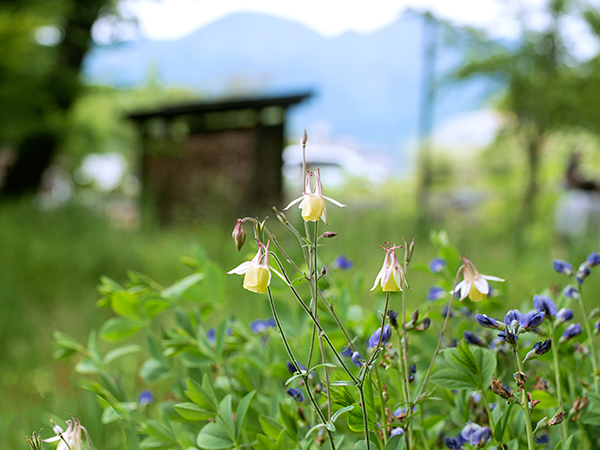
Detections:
[553, 259, 573, 276]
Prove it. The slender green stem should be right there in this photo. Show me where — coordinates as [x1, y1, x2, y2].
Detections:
[357, 382, 372, 450]
[267, 288, 336, 450]
[269, 254, 358, 383]
[414, 266, 463, 403]
[480, 391, 495, 438]
[514, 346, 535, 450]
[373, 361, 389, 444]
[575, 281, 599, 392]
[549, 323, 568, 445]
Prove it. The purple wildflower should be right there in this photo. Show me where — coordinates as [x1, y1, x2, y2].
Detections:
[427, 286, 446, 301]
[428, 257, 446, 273]
[553, 259, 573, 276]
[533, 295, 558, 318]
[562, 323, 583, 340]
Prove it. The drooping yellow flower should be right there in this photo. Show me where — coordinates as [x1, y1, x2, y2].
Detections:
[371, 243, 407, 292]
[228, 241, 271, 294]
[43, 415, 92, 450]
[452, 257, 504, 302]
[284, 169, 345, 224]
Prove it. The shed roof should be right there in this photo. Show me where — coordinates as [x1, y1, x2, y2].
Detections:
[127, 91, 313, 122]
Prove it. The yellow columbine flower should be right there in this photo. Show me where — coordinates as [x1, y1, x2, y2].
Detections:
[228, 241, 271, 294]
[371, 243, 407, 292]
[452, 257, 504, 302]
[284, 169, 345, 224]
[43, 415, 92, 450]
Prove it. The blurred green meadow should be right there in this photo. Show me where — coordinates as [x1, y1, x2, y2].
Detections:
[3, 126, 600, 448]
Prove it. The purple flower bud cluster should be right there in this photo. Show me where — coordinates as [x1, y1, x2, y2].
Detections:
[444, 422, 491, 449]
[563, 285, 579, 299]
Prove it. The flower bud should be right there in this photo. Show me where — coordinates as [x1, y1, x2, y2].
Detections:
[426, 286, 445, 301]
[475, 314, 500, 329]
[387, 310, 399, 329]
[553, 259, 573, 276]
[286, 387, 305, 402]
[321, 231, 338, 239]
[586, 251, 600, 267]
[232, 219, 246, 252]
[301, 128, 308, 146]
[561, 323, 583, 341]
[464, 331, 485, 347]
[577, 263, 591, 284]
[351, 351, 364, 367]
[547, 410, 566, 426]
[556, 308, 573, 323]
[523, 339, 552, 362]
[533, 294, 558, 319]
[428, 257, 446, 273]
[563, 285, 579, 299]
[491, 380, 514, 400]
[273, 207, 289, 225]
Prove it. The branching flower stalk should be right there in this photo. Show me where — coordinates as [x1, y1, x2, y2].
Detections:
[549, 321, 568, 446]
[414, 264, 464, 403]
[514, 346, 536, 450]
[266, 287, 337, 450]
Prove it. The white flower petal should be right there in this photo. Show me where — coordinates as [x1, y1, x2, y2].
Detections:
[482, 274, 505, 282]
[283, 196, 303, 210]
[324, 196, 346, 208]
[473, 276, 489, 294]
[227, 261, 252, 275]
[460, 280, 471, 301]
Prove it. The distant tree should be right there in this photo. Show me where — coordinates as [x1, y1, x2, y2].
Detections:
[457, 0, 600, 241]
[0, 0, 116, 198]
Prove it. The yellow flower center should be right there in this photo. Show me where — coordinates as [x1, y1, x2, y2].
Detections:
[300, 195, 325, 222]
[243, 265, 270, 294]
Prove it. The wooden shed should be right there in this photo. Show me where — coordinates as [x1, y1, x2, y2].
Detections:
[128, 92, 312, 223]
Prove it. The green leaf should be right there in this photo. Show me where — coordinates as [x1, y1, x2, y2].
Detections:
[454, 341, 479, 375]
[139, 358, 170, 382]
[215, 319, 228, 358]
[330, 384, 356, 406]
[347, 403, 364, 432]
[330, 380, 355, 386]
[581, 409, 600, 426]
[110, 291, 143, 319]
[174, 402, 216, 421]
[104, 345, 142, 365]
[219, 395, 236, 438]
[587, 392, 600, 406]
[186, 377, 218, 412]
[364, 373, 377, 430]
[146, 419, 175, 442]
[139, 437, 172, 448]
[99, 317, 143, 342]
[353, 440, 378, 450]
[429, 369, 477, 390]
[260, 415, 284, 440]
[275, 429, 290, 450]
[385, 434, 406, 450]
[75, 358, 101, 374]
[101, 406, 119, 424]
[53, 331, 85, 356]
[530, 390, 558, 409]
[235, 391, 256, 439]
[331, 405, 354, 423]
[197, 422, 234, 449]
[278, 404, 298, 442]
[304, 423, 325, 439]
[162, 272, 204, 301]
[256, 434, 277, 450]
[144, 299, 172, 319]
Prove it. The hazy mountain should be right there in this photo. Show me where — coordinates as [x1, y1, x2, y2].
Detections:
[83, 12, 499, 157]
